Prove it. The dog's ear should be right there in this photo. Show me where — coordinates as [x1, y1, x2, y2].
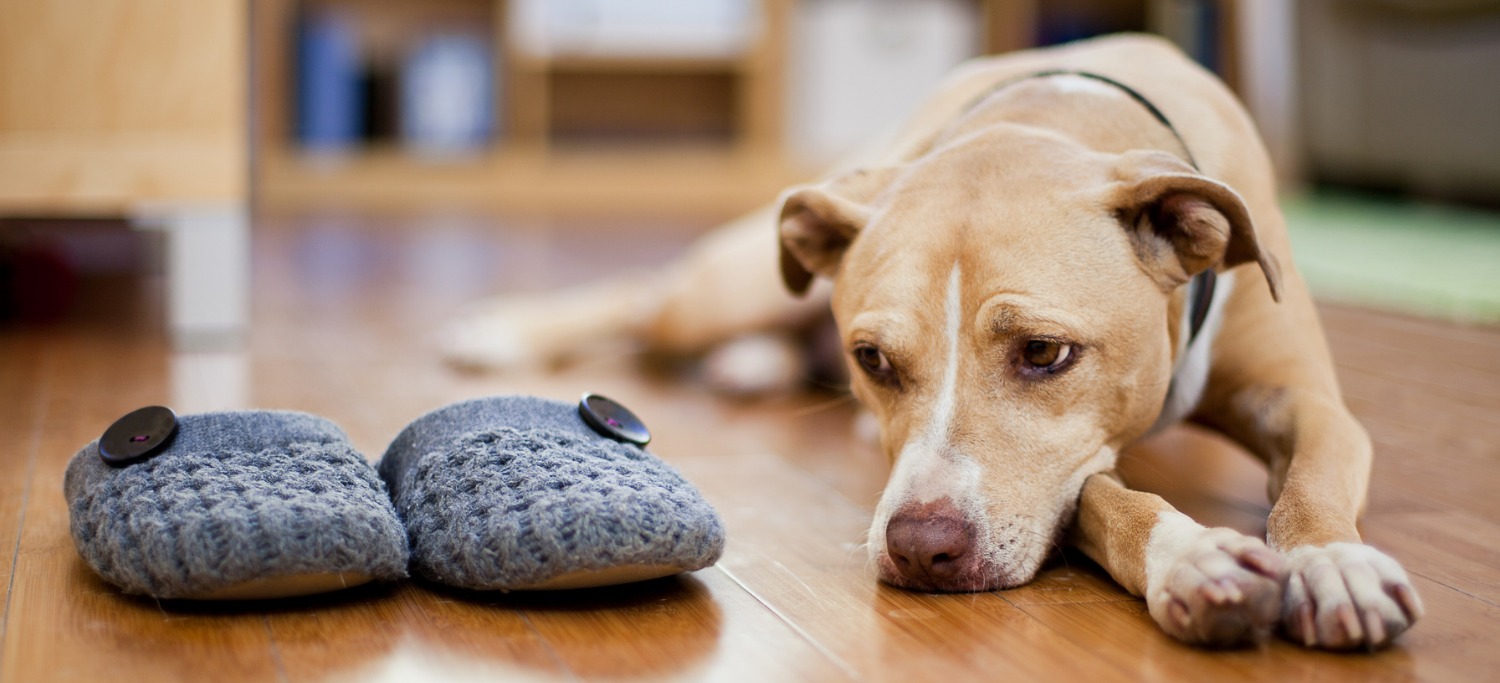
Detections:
[778, 167, 898, 296]
[1114, 151, 1283, 301]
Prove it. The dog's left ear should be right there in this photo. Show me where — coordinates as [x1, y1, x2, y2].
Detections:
[778, 166, 900, 296]
[1114, 151, 1283, 301]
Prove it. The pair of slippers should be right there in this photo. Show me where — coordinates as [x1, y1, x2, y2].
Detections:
[63, 395, 725, 600]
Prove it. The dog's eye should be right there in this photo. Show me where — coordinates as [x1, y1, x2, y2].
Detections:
[852, 343, 896, 383]
[1021, 340, 1072, 370]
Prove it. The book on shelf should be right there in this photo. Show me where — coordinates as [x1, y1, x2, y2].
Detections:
[295, 9, 496, 156]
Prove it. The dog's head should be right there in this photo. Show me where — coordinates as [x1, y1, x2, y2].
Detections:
[778, 124, 1281, 591]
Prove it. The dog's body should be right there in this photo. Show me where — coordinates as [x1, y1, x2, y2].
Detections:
[444, 35, 1421, 649]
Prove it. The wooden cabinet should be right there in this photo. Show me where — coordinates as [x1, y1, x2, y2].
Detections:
[0, 0, 249, 214]
[0, 0, 250, 349]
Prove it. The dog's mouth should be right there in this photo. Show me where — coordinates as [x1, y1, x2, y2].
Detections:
[873, 541, 1056, 593]
[874, 552, 1022, 593]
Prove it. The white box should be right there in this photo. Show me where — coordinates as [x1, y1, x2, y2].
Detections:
[509, 0, 758, 59]
[786, 0, 982, 165]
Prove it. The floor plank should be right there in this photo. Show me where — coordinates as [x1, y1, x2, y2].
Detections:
[1363, 511, 1500, 608]
[1320, 305, 1500, 375]
[0, 329, 46, 650]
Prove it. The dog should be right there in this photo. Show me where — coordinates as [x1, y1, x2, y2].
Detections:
[441, 34, 1422, 649]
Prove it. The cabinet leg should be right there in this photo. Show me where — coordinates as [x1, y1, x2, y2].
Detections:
[134, 204, 250, 351]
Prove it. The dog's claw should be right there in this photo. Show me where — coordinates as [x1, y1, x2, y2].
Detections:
[1336, 603, 1364, 645]
[1201, 580, 1228, 605]
[1297, 602, 1316, 648]
[1243, 548, 1286, 577]
[1395, 582, 1425, 622]
[1218, 578, 1244, 603]
[1169, 598, 1192, 628]
[1363, 608, 1386, 648]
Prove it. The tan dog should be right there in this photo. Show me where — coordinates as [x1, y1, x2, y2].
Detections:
[443, 34, 1421, 649]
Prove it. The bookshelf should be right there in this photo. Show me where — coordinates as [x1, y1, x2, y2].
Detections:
[252, 0, 804, 216]
[252, 1, 1122, 216]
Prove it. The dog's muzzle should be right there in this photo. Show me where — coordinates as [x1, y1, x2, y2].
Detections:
[879, 497, 1001, 592]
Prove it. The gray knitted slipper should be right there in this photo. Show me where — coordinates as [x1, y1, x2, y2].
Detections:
[379, 395, 725, 591]
[65, 408, 409, 600]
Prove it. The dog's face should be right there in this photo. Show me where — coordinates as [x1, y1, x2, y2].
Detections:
[779, 125, 1279, 592]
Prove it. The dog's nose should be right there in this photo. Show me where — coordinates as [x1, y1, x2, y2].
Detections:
[885, 500, 976, 586]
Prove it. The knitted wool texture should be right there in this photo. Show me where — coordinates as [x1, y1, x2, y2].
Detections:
[379, 396, 725, 590]
[64, 411, 409, 599]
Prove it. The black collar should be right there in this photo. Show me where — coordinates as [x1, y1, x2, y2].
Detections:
[976, 70, 1217, 344]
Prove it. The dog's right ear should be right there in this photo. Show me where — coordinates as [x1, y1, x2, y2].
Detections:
[778, 167, 898, 296]
[1112, 151, 1284, 302]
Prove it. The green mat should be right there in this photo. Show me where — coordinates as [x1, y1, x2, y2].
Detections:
[1281, 191, 1500, 324]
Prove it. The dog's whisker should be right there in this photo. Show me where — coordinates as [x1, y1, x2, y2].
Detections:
[848, 540, 879, 573]
[789, 393, 858, 418]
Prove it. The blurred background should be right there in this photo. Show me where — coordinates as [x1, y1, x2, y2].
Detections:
[5, 6, 1500, 678]
[1, 0, 1498, 353]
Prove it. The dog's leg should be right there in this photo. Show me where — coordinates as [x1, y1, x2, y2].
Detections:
[1074, 472, 1286, 647]
[1197, 385, 1424, 650]
[441, 205, 830, 370]
[644, 205, 832, 353]
[441, 270, 667, 370]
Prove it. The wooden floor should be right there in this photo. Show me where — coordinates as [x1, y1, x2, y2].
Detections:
[3, 212, 1498, 682]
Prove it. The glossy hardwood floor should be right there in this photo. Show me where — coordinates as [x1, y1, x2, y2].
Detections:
[3, 212, 1497, 682]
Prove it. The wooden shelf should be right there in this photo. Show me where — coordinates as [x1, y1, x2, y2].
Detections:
[514, 54, 749, 75]
[0, 131, 246, 216]
[257, 143, 813, 216]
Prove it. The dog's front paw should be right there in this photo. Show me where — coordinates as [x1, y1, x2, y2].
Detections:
[1282, 542, 1423, 650]
[700, 334, 804, 397]
[439, 308, 534, 370]
[1146, 525, 1287, 647]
